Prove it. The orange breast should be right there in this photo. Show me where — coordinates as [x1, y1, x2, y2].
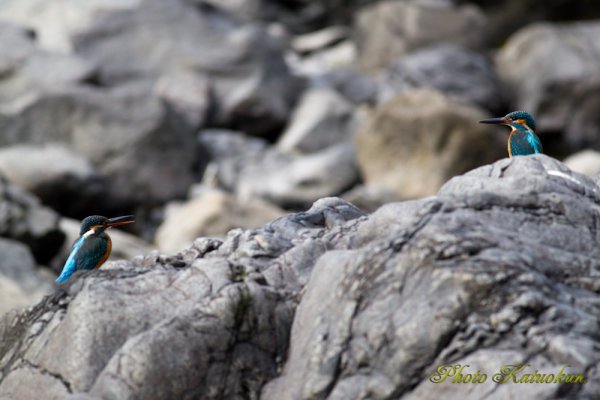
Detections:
[95, 236, 112, 269]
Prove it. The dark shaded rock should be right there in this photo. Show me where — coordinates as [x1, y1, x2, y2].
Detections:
[0, 144, 105, 217]
[355, 0, 487, 72]
[355, 88, 504, 198]
[378, 44, 504, 112]
[317, 68, 378, 105]
[0, 177, 64, 263]
[496, 22, 600, 150]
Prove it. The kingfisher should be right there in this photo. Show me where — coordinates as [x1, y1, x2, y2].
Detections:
[56, 215, 135, 283]
[479, 111, 543, 157]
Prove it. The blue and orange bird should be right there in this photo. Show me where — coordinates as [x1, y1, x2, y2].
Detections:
[55, 215, 135, 283]
[479, 111, 543, 157]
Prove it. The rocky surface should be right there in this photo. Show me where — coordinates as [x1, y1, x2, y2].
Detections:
[1, 156, 600, 400]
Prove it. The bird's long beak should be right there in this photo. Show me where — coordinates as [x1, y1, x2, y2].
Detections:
[105, 215, 135, 227]
[479, 117, 510, 125]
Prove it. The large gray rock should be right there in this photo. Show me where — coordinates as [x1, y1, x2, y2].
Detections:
[355, 88, 504, 198]
[2, 156, 600, 399]
[0, 144, 104, 216]
[378, 44, 504, 112]
[355, 0, 487, 72]
[277, 87, 356, 154]
[496, 22, 600, 149]
[0, 176, 64, 263]
[564, 150, 600, 177]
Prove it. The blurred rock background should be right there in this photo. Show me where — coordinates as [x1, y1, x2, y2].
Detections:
[0, 0, 599, 315]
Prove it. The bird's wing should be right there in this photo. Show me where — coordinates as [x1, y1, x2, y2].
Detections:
[55, 236, 108, 283]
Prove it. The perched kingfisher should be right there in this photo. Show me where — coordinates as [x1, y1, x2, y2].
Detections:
[56, 215, 135, 283]
[479, 111, 543, 157]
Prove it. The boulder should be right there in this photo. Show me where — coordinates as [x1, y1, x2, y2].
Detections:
[277, 87, 356, 154]
[0, 144, 104, 216]
[226, 143, 360, 208]
[0, 176, 64, 263]
[0, 238, 53, 316]
[341, 184, 402, 213]
[355, 88, 504, 198]
[2, 156, 600, 399]
[355, 0, 487, 72]
[563, 150, 600, 177]
[155, 189, 286, 254]
[496, 22, 600, 149]
[378, 44, 504, 112]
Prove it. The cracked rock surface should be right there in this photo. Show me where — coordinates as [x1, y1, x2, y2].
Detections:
[2, 155, 600, 399]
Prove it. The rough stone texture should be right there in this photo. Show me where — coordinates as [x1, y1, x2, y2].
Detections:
[2, 156, 600, 399]
[277, 88, 356, 154]
[564, 150, 600, 177]
[496, 22, 600, 149]
[355, 88, 504, 198]
[355, 0, 487, 72]
[0, 176, 64, 263]
[155, 189, 285, 254]
[341, 184, 402, 213]
[0, 144, 104, 216]
[378, 44, 503, 112]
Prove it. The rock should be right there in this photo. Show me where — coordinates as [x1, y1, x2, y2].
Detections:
[198, 129, 269, 162]
[355, 88, 504, 198]
[563, 150, 600, 177]
[291, 26, 349, 54]
[355, 0, 487, 72]
[277, 87, 356, 154]
[0, 144, 104, 216]
[3, 156, 600, 399]
[496, 22, 600, 149]
[288, 40, 358, 76]
[225, 143, 360, 208]
[378, 44, 504, 112]
[341, 184, 402, 213]
[0, 197, 365, 398]
[155, 189, 286, 254]
[0, 82, 199, 208]
[70, 0, 303, 136]
[0, 177, 64, 263]
[316, 68, 378, 105]
[0, 238, 53, 316]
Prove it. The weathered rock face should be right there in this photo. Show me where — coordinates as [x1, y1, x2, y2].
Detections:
[2, 155, 600, 400]
[496, 22, 600, 149]
[355, 0, 487, 72]
[355, 88, 504, 198]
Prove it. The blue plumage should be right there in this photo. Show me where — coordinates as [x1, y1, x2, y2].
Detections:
[55, 215, 134, 283]
[479, 111, 543, 157]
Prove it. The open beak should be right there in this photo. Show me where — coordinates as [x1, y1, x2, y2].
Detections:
[104, 215, 135, 227]
[479, 117, 510, 125]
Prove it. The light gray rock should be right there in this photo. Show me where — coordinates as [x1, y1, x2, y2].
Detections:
[564, 150, 600, 177]
[232, 143, 360, 208]
[0, 144, 104, 216]
[0, 177, 64, 263]
[496, 21, 600, 149]
[378, 44, 504, 112]
[155, 189, 285, 254]
[355, 0, 487, 72]
[355, 88, 504, 198]
[3, 156, 600, 399]
[341, 184, 402, 213]
[277, 87, 356, 154]
[291, 26, 350, 54]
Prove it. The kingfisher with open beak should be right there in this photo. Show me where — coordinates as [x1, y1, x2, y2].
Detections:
[479, 111, 543, 157]
[55, 215, 135, 283]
